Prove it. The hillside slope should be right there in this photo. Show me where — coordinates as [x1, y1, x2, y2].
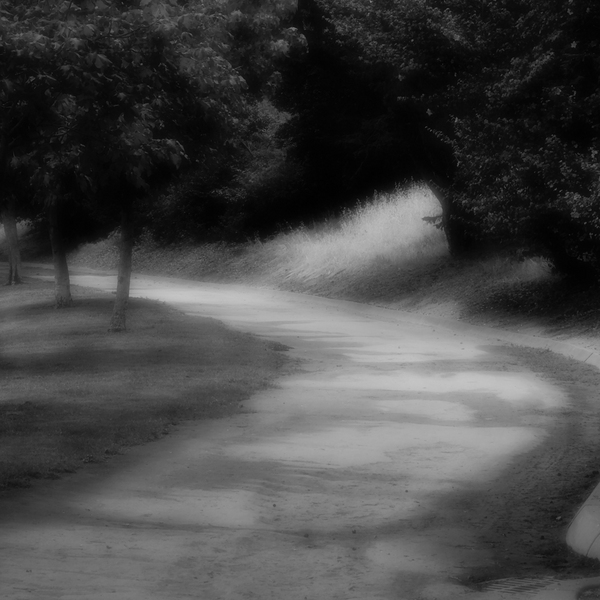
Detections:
[64, 186, 600, 355]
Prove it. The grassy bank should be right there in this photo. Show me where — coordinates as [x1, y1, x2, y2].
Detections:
[0, 272, 287, 493]
[69, 185, 447, 282]
[67, 185, 600, 350]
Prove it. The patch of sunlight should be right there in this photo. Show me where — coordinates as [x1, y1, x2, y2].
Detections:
[262, 185, 448, 280]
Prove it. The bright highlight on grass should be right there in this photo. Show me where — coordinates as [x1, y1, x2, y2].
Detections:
[65, 184, 450, 290]
[261, 185, 448, 281]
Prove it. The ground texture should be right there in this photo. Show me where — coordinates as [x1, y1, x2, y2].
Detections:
[3, 272, 600, 599]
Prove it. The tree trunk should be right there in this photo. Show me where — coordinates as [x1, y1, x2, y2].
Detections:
[2, 196, 23, 285]
[47, 202, 72, 308]
[423, 177, 476, 257]
[109, 202, 134, 332]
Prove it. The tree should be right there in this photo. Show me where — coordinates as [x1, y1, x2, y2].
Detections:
[1, 0, 254, 323]
[227, 0, 299, 97]
[1, 197, 23, 285]
[450, 0, 600, 278]
[123, 0, 306, 242]
[0, 0, 89, 303]
[0, 7, 63, 285]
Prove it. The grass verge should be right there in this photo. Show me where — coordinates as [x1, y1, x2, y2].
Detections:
[67, 185, 600, 349]
[67, 185, 449, 284]
[0, 271, 287, 493]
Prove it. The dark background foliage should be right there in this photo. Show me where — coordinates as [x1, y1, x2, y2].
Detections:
[3, 0, 600, 284]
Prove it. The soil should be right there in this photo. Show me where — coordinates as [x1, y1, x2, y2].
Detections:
[65, 242, 600, 565]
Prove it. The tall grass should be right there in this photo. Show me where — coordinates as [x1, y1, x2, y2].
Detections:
[259, 185, 448, 281]
[63, 183, 560, 323]
[60, 184, 553, 299]
[67, 184, 450, 285]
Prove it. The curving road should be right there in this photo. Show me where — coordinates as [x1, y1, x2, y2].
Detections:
[2, 271, 600, 600]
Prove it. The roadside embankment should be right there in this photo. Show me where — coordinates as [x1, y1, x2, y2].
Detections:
[67, 186, 600, 355]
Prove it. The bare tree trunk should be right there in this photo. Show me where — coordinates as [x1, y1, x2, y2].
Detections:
[47, 202, 72, 308]
[422, 173, 476, 257]
[424, 178, 449, 217]
[0, 132, 22, 284]
[109, 202, 134, 332]
[2, 196, 22, 285]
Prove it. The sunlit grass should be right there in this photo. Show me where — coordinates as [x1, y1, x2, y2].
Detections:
[257, 185, 448, 281]
[66, 183, 555, 306]
[63, 181, 597, 339]
[67, 184, 450, 286]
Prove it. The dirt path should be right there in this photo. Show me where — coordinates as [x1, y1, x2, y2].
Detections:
[2, 270, 600, 599]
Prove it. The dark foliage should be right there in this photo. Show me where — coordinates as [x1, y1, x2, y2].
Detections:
[6, 0, 599, 284]
[274, 0, 416, 216]
[270, 0, 600, 281]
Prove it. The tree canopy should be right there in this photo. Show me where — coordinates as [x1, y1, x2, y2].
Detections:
[1, 0, 299, 321]
[277, 0, 600, 279]
[2, 0, 599, 289]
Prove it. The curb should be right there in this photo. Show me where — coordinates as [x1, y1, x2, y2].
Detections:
[20, 261, 600, 563]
